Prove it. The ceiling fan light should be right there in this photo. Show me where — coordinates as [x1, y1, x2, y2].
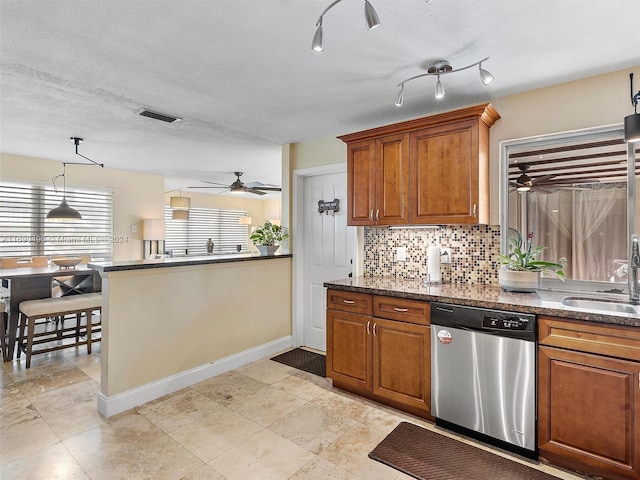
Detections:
[435, 75, 445, 99]
[311, 22, 324, 51]
[479, 64, 494, 85]
[394, 86, 404, 107]
[625, 113, 640, 143]
[46, 196, 82, 221]
[516, 185, 531, 193]
[364, 0, 380, 29]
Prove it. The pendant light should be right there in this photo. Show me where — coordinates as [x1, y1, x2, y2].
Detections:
[169, 189, 191, 210]
[624, 73, 640, 143]
[46, 137, 104, 222]
[46, 163, 82, 221]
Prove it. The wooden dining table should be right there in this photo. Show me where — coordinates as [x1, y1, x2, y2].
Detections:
[0, 264, 101, 361]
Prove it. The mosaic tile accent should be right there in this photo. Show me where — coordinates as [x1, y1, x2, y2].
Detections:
[363, 225, 502, 285]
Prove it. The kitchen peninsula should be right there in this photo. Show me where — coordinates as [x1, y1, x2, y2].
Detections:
[90, 253, 292, 417]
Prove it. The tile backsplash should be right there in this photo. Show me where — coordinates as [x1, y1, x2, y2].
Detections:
[363, 225, 501, 285]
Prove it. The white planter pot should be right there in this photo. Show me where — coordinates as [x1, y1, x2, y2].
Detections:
[256, 245, 279, 256]
[498, 269, 540, 293]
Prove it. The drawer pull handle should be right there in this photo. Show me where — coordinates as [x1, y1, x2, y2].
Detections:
[343, 299, 355, 304]
[367, 320, 371, 335]
[394, 307, 408, 312]
[373, 322, 377, 336]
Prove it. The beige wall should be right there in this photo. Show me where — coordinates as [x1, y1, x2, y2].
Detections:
[101, 258, 292, 397]
[1, 152, 165, 261]
[287, 66, 640, 226]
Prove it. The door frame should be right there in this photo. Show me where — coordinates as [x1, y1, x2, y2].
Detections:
[292, 162, 358, 348]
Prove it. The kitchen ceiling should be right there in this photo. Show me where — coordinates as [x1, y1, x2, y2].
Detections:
[1, 1, 639, 194]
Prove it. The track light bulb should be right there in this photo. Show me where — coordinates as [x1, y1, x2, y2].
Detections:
[479, 63, 494, 85]
[394, 86, 404, 107]
[435, 75, 445, 99]
[364, 0, 380, 30]
[312, 21, 324, 51]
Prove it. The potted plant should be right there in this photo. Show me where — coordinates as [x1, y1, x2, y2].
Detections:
[249, 220, 289, 256]
[496, 228, 566, 292]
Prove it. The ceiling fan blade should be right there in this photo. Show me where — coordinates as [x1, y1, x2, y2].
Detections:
[200, 180, 230, 186]
[252, 186, 281, 192]
[245, 188, 266, 196]
[187, 186, 228, 189]
[530, 174, 556, 185]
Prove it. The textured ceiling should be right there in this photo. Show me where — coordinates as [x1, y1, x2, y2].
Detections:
[1, 0, 639, 194]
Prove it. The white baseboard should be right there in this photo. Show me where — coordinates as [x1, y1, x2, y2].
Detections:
[97, 336, 293, 417]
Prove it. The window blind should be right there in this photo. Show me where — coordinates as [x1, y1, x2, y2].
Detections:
[164, 206, 248, 255]
[0, 182, 114, 260]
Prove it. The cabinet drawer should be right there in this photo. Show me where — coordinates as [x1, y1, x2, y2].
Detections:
[373, 296, 429, 325]
[538, 316, 640, 362]
[327, 289, 372, 315]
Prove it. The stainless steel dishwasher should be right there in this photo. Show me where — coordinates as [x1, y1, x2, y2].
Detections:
[430, 302, 537, 457]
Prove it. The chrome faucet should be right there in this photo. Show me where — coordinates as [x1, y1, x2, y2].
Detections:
[630, 234, 640, 304]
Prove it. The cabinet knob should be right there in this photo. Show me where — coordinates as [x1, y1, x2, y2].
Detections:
[473, 204, 477, 217]
[394, 307, 408, 312]
[369, 210, 374, 220]
[373, 322, 377, 336]
[342, 299, 355, 304]
[376, 209, 380, 221]
[366, 320, 371, 335]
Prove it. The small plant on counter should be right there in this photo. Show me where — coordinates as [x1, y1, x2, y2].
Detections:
[497, 227, 566, 280]
[250, 220, 289, 246]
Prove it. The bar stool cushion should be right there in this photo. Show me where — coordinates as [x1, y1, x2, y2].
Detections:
[19, 293, 102, 317]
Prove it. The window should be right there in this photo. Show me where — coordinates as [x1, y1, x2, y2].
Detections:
[501, 125, 639, 290]
[0, 181, 114, 260]
[164, 206, 248, 255]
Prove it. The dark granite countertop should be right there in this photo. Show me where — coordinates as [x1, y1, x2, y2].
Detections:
[89, 252, 292, 273]
[324, 276, 640, 328]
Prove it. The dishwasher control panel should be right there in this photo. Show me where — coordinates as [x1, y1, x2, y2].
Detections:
[482, 315, 530, 330]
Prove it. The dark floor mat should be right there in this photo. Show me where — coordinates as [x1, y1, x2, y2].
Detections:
[369, 422, 561, 480]
[270, 348, 326, 377]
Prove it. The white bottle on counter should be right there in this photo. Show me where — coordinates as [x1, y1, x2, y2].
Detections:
[427, 246, 442, 283]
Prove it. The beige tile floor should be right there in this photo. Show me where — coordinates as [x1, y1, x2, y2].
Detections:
[1, 345, 587, 480]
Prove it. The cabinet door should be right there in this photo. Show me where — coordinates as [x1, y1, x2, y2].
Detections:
[326, 309, 372, 391]
[375, 133, 409, 225]
[410, 119, 481, 224]
[371, 318, 430, 414]
[347, 140, 376, 225]
[539, 346, 640, 479]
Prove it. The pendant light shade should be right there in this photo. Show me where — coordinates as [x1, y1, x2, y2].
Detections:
[311, 22, 324, 51]
[170, 195, 191, 209]
[625, 73, 640, 143]
[172, 209, 189, 220]
[46, 196, 82, 222]
[626, 114, 640, 143]
[394, 85, 404, 107]
[479, 63, 494, 85]
[435, 75, 445, 99]
[364, 0, 380, 29]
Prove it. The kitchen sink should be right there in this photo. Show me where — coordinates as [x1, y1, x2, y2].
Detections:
[561, 297, 640, 315]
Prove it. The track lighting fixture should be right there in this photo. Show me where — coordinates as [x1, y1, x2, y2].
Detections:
[624, 73, 640, 143]
[394, 57, 494, 105]
[312, 0, 380, 52]
[46, 138, 104, 221]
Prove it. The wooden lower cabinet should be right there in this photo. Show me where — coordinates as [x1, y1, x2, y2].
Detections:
[371, 318, 430, 414]
[539, 316, 640, 480]
[326, 290, 431, 418]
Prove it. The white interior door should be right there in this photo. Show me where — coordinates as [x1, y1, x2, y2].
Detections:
[302, 172, 354, 351]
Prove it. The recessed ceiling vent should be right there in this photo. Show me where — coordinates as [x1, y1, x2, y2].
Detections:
[138, 109, 182, 123]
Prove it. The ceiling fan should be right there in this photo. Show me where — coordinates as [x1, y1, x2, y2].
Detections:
[510, 164, 556, 192]
[188, 172, 281, 196]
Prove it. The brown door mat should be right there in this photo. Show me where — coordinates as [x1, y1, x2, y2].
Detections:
[270, 348, 326, 377]
[369, 422, 562, 480]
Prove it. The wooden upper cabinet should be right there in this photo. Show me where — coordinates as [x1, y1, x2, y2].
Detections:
[410, 119, 482, 224]
[340, 103, 499, 226]
[347, 141, 376, 225]
[346, 134, 409, 225]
